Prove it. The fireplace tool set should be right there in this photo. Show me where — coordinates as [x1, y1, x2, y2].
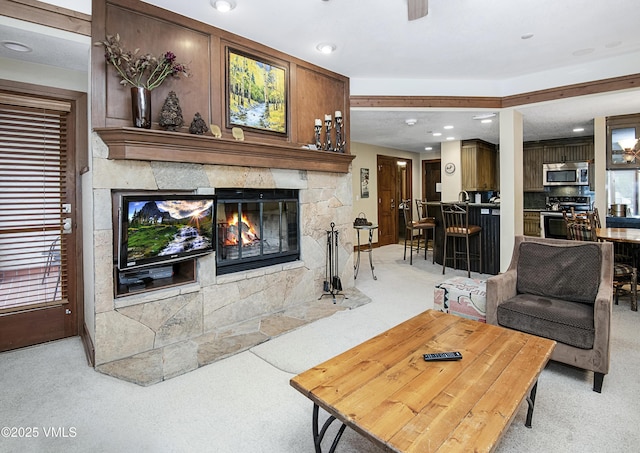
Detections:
[321, 222, 345, 303]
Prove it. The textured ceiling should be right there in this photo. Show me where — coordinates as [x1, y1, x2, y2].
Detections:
[143, 0, 640, 81]
[0, 23, 89, 72]
[2, 0, 640, 154]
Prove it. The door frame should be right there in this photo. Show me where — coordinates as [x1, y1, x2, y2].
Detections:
[422, 159, 442, 202]
[377, 155, 413, 246]
[397, 158, 413, 240]
[0, 79, 86, 356]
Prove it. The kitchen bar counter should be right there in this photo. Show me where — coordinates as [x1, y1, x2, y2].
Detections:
[426, 202, 500, 275]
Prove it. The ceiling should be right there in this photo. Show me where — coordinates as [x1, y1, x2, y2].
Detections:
[2, 0, 640, 154]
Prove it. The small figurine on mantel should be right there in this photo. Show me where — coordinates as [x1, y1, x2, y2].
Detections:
[189, 112, 209, 135]
[158, 91, 184, 131]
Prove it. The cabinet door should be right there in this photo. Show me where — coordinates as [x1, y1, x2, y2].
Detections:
[523, 145, 544, 191]
[461, 145, 477, 190]
[608, 120, 639, 169]
[543, 141, 593, 163]
[461, 141, 497, 191]
[523, 212, 541, 237]
[476, 147, 495, 190]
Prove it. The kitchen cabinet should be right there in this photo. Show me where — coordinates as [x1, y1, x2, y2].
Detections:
[523, 145, 544, 191]
[523, 211, 541, 236]
[607, 113, 640, 169]
[461, 139, 498, 191]
[523, 137, 594, 192]
[543, 140, 593, 163]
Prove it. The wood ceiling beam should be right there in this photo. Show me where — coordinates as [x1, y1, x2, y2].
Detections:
[350, 96, 501, 109]
[351, 74, 640, 110]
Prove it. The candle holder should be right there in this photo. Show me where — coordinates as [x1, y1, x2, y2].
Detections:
[314, 121, 322, 150]
[324, 115, 332, 151]
[334, 114, 345, 152]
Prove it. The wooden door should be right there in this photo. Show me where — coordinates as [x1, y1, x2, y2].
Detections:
[377, 155, 398, 246]
[422, 159, 441, 202]
[0, 93, 79, 352]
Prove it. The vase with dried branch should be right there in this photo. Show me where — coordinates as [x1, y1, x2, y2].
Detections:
[96, 34, 191, 129]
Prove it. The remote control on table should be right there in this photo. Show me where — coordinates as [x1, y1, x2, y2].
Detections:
[423, 351, 462, 361]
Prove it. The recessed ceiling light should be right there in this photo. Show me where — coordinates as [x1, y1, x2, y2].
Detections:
[211, 0, 236, 12]
[472, 113, 496, 120]
[2, 41, 32, 52]
[443, 125, 454, 130]
[521, 33, 534, 40]
[573, 48, 595, 56]
[424, 147, 433, 151]
[446, 136, 455, 140]
[405, 118, 417, 126]
[573, 127, 585, 133]
[316, 43, 336, 54]
[481, 119, 493, 124]
[433, 132, 442, 137]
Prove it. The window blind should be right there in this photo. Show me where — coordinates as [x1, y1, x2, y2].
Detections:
[0, 100, 69, 311]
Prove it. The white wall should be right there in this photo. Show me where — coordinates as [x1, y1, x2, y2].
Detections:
[0, 56, 88, 93]
[594, 117, 607, 225]
[350, 142, 423, 244]
[440, 141, 462, 202]
[499, 109, 524, 271]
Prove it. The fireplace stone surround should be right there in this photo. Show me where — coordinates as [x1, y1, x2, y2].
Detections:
[90, 133, 361, 385]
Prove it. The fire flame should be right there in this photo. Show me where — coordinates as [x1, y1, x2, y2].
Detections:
[225, 213, 259, 245]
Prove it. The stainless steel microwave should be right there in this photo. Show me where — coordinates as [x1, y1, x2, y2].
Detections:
[543, 162, 589, 186]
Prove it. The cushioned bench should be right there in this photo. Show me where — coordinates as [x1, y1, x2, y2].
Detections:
[434, 276, 486, 322]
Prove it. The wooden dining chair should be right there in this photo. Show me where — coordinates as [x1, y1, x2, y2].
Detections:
[563, 208, 637, 310]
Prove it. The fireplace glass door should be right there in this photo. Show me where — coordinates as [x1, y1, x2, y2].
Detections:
[216, 189, 299, 275]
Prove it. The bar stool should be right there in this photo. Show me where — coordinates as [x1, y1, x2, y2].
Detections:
[441, 202, 482, 277]
[416, 199, 436, 263]
[402, 199, 436, 264]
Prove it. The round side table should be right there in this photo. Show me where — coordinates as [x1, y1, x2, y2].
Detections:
[354, 224, 378, 280]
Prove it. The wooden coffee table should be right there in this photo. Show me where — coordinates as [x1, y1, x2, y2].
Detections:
[290, 310, 556, 453]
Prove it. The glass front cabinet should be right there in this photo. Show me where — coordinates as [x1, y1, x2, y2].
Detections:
[607, 114, 640, 169]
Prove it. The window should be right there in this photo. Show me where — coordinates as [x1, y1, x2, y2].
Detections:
[607, 114, 640, 169]
[608, 170, 639, 216]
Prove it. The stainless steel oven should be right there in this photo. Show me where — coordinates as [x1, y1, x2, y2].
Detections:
[540, 211, 567, 239]
[540, 196, 591, 239]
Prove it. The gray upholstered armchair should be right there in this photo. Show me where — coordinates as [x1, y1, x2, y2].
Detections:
[486, 235, 613, 393]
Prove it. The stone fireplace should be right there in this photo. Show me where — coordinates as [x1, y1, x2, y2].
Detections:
[90, 133, 356, 385]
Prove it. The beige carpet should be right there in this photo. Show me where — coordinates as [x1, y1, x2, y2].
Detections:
[0, 244, 638, 452]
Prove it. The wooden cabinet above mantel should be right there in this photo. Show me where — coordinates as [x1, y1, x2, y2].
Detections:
[95, 128, 355, 173]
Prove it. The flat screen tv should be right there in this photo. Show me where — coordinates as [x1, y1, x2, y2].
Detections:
[118, 194, 215, 270]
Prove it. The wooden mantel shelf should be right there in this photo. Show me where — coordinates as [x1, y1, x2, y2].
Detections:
[95, 127, 355, 173]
